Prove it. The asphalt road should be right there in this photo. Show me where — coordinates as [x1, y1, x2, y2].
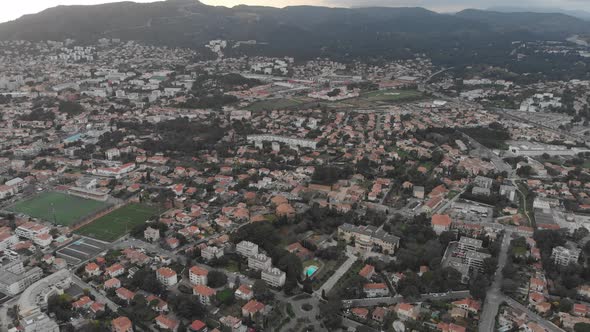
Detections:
[71, 274, 119, 312]
[461, 133, 514, 177]
[478, 231, 512, 332]
[342, 290, 471, 308]
[315, 248, 357, 297]
[503, 297, 564, 332]
[0, 297, 19, 332]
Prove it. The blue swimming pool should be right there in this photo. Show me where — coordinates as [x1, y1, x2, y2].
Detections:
[305, 265, 319, 277]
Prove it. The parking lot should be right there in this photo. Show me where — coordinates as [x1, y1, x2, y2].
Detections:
[56, 237, 107, 265]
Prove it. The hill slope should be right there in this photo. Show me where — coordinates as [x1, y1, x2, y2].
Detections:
[456, 9, 590, 35]
[1, 0, 589, 62]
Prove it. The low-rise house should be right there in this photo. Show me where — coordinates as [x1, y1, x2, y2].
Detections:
[85, 262, 101, 277]
[437, 322, 466, 332]
[189, 320, 208, 332]
[363, 283, 389, 298]
[351, 307, 369, 320]
[394, 303, 417, 320]
[147, 295, 169, 312]
[431, 214, 452, 235]
[106, 264, 125, 278]
[241, 300, 266, 318]
[219, 316, 243, 332]
[235, 284, 253, 301]
[359, 264, 375, 280]
[573, 303, 588, 317]
[165, 237, 180, 249]
[529, 277, 545, 292]
[371, 307, 388, 323]
[90, 302, 105, 315]
[104, 278, 121, 289]
[578, 285, 590, 299]
[558, 312, 590, 330]
[72, 296, 93, 310]
[112, 316, 133, 332]
[535, 302, 551, 314]
[116, 287, 135, 303]
[529, 291, 546, 305]
[155, 314, 179, 332]
[452, 298, 481, 314]
[286, 242, 312, 260]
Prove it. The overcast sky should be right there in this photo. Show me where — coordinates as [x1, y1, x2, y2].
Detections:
[2, 0, 590, 23]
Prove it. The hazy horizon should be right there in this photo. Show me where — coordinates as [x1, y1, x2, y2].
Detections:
[2, 0, 590, 23]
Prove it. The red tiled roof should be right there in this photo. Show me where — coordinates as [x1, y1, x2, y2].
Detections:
[242, 300, 265, 314]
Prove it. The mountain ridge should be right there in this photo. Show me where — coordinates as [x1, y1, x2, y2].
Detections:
[1, 1, 589, 64]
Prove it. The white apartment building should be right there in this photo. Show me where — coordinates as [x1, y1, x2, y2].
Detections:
[551, 246, 581, 266]
[201, 246, 224, 261]
[457, 237, 483, 254]
[261, 268, 286, 288]
[247, 135, 317, 150]
[0, 232, 18, 250]
[464, 251, 491, 273]
[189, 266, 208, 285]
[16, 222, 50, 240]
[248, 254, 272, 271]
[144, 227, 160, 242]
[0, 260, 43, 295]
[156, 267, 178, 287]
[236, 241, 259, 257]
[338, 223, 400, 255]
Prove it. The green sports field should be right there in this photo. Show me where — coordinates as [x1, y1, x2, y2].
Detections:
[361, 89, 424, 102]
[245, 98, 304, 111]
[9, 192, 111, 226]
[75, 204, 160, 242]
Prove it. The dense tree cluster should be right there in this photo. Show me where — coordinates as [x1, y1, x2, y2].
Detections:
[58, 101, 85, 117]
[460, 122, 510, 149]
[311, 165, 354, 185]
[116, 118, 225, 155]
[19, 108, 55, 121]
[533, 230, 590, 298]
